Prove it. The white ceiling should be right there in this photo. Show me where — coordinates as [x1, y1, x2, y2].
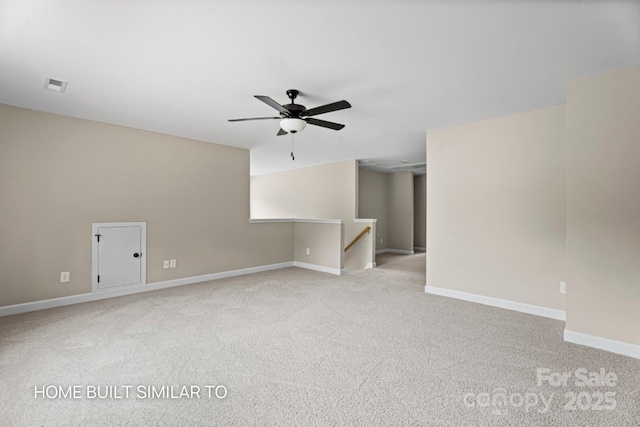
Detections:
[1, 1, 639, 176]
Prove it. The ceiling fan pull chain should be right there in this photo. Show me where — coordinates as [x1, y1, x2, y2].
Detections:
[290, 133, 295, 161]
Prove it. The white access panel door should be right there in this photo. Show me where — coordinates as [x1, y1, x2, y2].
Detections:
[93, 223, 146, 291]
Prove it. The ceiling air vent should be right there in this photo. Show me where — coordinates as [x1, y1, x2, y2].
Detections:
[386, 162, 426, 172]
[358, 159, 378, 167]
[44, 77, 68, 93]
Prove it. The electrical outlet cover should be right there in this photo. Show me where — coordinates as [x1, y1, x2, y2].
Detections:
[163, 260, 170, 269]
[170, 259, 176, 268]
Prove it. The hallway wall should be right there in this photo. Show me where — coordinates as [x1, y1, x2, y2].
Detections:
[358, 169, 414, 253]
[426, 105, 567, 312]
[566, 64, 640, 346]
[413, 175, 426, 250]
[358, 169, 389, 250]
[388, 172, 414, 252]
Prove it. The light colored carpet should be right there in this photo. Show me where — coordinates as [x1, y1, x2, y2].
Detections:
[1, 253, 638, 426]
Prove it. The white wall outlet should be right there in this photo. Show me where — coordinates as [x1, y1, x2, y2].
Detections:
[163, 260, 170, 269]
[560, 281, 567, 294]
[60, 272, 70, 283]
[170, 259, 176, 268]
[306, 248, 310, 255]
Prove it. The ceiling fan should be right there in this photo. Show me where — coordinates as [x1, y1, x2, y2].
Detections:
[228, 89, 351, 136]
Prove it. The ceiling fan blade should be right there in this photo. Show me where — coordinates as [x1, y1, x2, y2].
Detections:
[277, 128, 288, 136]
[255, 95, 290, 115]
[228, 117, 280, 122]
[305, 118, 345, 131]
[301, 100, 351, 117]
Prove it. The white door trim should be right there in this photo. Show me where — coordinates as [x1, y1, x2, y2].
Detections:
[92, 222, 147, 294]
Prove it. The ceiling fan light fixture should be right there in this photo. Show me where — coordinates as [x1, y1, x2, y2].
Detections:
[280, 118, 306, 134]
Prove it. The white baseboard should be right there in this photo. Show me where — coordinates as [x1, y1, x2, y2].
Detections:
[146, 262, 294, 292]
[293, 261, 342, 276]
[365, 262, 376, 269]
[0, 293, 95, 317]
[376, 249, 415, 255]
[424, 285, 566, 321]
[0, 262, 295, 317]
[564, 330, 640, 360]
[413, 247, 426, 252]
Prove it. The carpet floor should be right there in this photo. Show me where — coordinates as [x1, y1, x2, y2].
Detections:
[1, 253, 638, 426]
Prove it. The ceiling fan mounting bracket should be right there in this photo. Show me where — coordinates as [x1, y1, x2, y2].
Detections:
[286, 89, 300, 102]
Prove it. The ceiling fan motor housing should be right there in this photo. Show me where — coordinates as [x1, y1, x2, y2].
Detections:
[282, 104, 306, 118]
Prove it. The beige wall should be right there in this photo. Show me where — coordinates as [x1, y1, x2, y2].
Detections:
[427, 105, 567, 311]
[0, 104, 294, 307]
[251, 161, 357, 221]
[358, 169, 389, 250]
[294, 222, 343, 270]
[566, 65, 640, 345]
[413, 175, 426, 249]
[358, 169, 414, 252]
[251, 160, 375, 270]
[388, 172, 414, 252]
